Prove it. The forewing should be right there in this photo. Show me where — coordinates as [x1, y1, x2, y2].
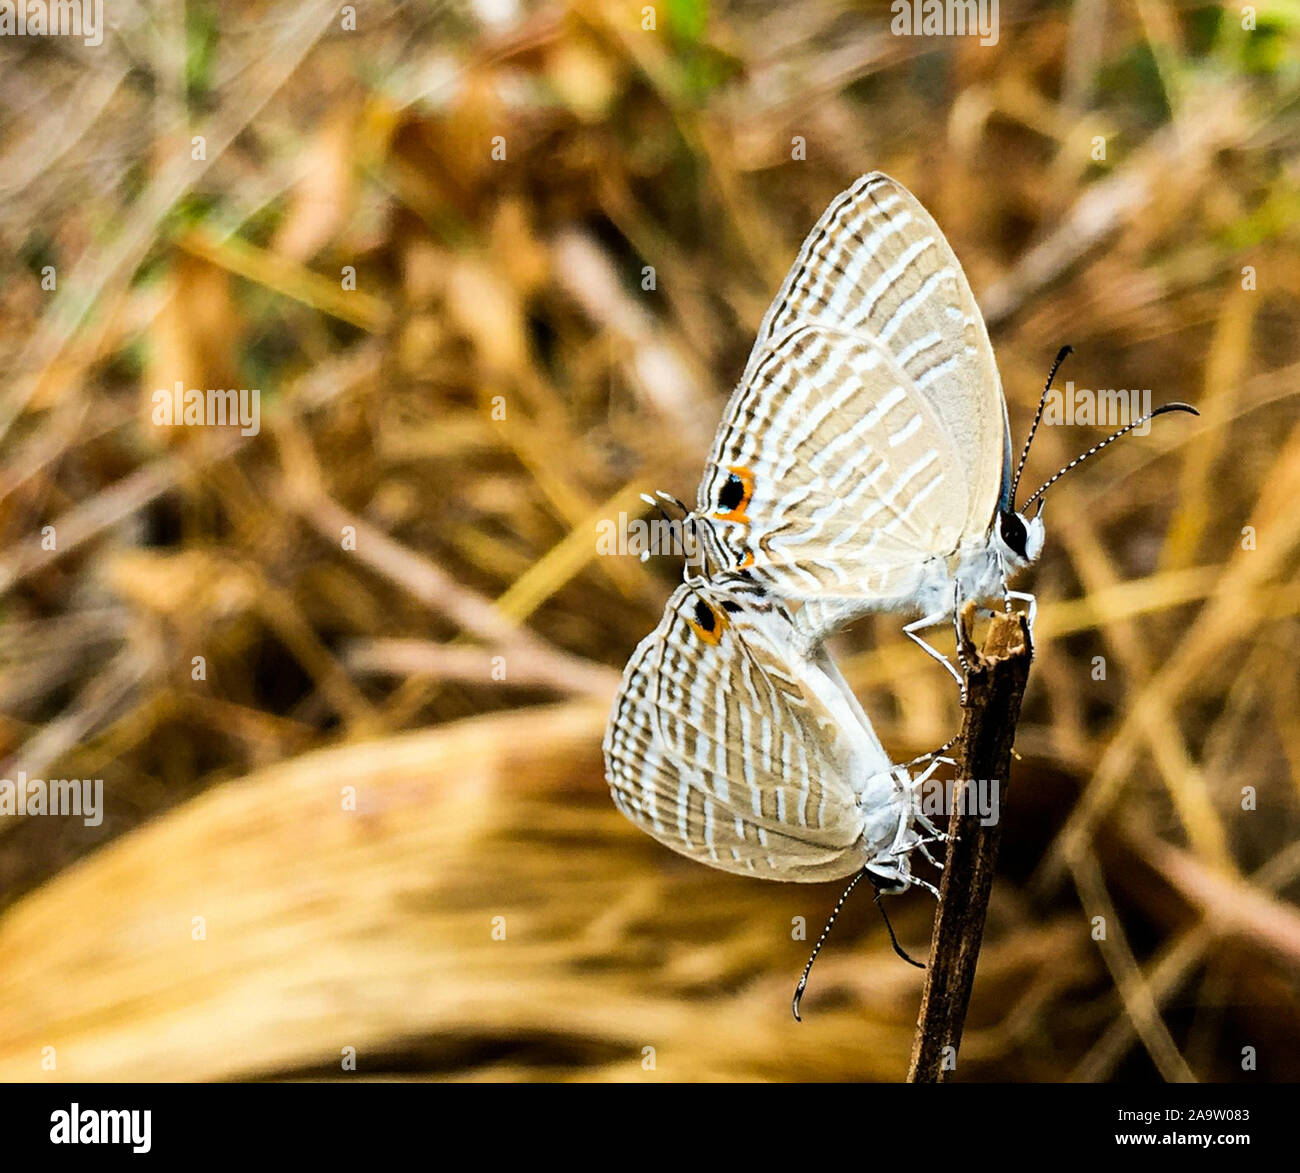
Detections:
[699, 325, 969, 612]
[707, 172, 1005, 549]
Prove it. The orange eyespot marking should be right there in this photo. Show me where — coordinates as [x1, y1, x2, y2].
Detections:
[712, 466, 755, 523]
[687, 597, 729, 645]
[737, 550, 754, 569]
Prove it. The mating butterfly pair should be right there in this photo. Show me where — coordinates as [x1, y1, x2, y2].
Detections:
[600, 174, 1194, 972]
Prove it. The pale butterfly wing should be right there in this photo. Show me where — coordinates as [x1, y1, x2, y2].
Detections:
[603, 578, 916, 884]
[743, 170, 1008, 537]
[700, 324, 969, 630]
[696, 173, 1010, 637]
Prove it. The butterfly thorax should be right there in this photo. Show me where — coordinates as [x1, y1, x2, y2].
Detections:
[857, 766, 912, 858]
[923, 541, 1008, 614]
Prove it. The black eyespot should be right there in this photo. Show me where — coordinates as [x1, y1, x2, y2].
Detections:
[721, 601, 742, 614]
[999, 510, 1028, 559]
[718, 472, 746, 512]
[693, 599, 716, 631]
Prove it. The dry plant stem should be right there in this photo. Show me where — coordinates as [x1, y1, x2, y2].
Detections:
[907, 604, 1032, 1082]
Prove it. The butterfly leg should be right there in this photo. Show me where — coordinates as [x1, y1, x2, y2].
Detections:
[891, 829, 947, 872]
[913, 807, 947, 843]
[900, 832, 948, 856]
[915, 836, 945, 867]
[1005, 589, 1037, 634]
[902, 611, 967, 706]
[902, 767, 951, 867]
[951, 579, 973, 681]
[879, 859, 940, 899]
[909, 874, 941, 899]
[892, 754, 953, 869]
[998, 550, 1014, 613]
[995, 550, 1037, 624]
[899, 745, 958, 771]
[902, 755, 952, 844]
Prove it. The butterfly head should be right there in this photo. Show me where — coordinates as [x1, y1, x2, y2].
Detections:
[994, 505, 1044, 572]
[688, 512, 734, 579]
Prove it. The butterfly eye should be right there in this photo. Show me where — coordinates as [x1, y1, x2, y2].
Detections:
[998, 510, 1028, 559]
[713, 466, 755, 523]
[687, 598, 729, 644]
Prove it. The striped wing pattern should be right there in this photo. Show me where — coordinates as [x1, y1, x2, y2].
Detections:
[602, 580, 898, 882]
[697, 173, 1008, 634]
[703, 325, 966, 625]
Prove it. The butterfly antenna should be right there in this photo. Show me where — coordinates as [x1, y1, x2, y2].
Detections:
[637, 493, 679, 563]
[1022, 402, 1199, 509]
[874, 886, 925, 969]
[641, 490, 703, 567]
[792, 869, 869, 1021]
[1010, 345, 1072, 508]
[657, 490, 710, 570]
[639, 492, 677, 527]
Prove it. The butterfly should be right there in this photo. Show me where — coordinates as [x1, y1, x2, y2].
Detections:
[680, 172, 1196, 691]
[602, 572, 946, 890]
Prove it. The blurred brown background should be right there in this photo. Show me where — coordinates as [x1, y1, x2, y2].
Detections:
[1, 0, 1298, 1082]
